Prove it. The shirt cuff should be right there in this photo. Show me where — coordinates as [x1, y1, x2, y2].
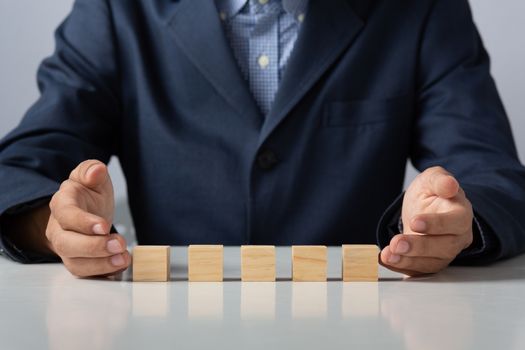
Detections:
[0, 231, 60, 264]
[376, 192, 404, 249]
[456, 215, 485, 257]
[0, 197, 61, 264]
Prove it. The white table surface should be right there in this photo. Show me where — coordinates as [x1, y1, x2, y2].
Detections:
[1, 246, 525, 350]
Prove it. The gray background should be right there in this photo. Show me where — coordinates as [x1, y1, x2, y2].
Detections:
[1, 1, 524, 235]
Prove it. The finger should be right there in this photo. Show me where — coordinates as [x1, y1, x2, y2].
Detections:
[63, 251, 131, 278]
[389, 233, 463, 260]
[69, 159, 110, 194]
[425, 167, 459, 199]
[51, 230, 127, 258]
[409, 209, 470, 235]
[380, 246, 447, 276]
[378, 254, 422, 277]
[50, 193, 111, 235]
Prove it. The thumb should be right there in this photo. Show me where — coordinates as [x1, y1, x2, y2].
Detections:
[69, 159, 111, 193]
[425, 167, 460, 199]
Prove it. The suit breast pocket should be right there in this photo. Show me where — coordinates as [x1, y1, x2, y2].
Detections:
[323, 95, 414, 128]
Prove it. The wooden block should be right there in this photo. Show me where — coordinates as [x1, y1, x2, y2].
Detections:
[132, 245, 170, 282]
[342, 245, 379, 282]
[292, 245, 327, 282]
[188, 245, 223, 282]
[241, 245, 276, 282]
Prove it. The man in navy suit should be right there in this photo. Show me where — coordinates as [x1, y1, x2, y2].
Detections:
[0, 0, 524, 278]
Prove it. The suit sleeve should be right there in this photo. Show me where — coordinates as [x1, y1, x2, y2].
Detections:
[378, 0, 525, 264]
[0, 0, 121, 262]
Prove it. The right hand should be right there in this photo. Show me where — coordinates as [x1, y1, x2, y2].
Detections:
[47, 160, 130, 277]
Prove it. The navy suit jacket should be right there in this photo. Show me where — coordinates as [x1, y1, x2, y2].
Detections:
[1, 0, 524, 264]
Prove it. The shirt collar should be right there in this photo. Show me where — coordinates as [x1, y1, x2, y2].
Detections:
[217, 0, 246, 19]
[216, 0, 308, 21]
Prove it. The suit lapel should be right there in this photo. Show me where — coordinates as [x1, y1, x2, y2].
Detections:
[259, 0, 365, 145]
[168, 0, 263, 127]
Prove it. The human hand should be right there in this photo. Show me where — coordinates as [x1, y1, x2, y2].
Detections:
[46, 160, 130, 277]
[380, 166, 474, 276]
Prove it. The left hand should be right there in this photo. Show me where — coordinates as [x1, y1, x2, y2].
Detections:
[380, 166, 474, 276]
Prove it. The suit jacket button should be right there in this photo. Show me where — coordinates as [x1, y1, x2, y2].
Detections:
[257, 149, 279, 170]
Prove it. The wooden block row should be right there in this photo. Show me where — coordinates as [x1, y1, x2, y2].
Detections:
[132, 244, 379, 282]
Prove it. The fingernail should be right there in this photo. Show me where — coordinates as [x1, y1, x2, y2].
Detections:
[107, 239, 122, 254]
[92, 224, 106, 235]
[86, 164, 98, 178]
[412, 219, 427, 232]
[111, 254, 125, 267]
[396, 240, 410, 254]
[388, 254, 401, 264]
